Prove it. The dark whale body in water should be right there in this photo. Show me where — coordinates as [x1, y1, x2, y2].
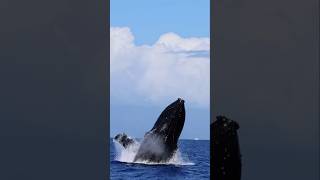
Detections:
[211, 115, 242, 180]
[114, 98, 185, 163]
[133, 98, 185, 162]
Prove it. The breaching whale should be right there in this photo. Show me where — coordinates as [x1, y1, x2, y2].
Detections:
[114, 98, 185, 163]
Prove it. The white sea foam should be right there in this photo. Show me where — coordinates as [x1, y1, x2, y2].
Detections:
[113, 139, 194, 166]
[113, 139, 140, 162]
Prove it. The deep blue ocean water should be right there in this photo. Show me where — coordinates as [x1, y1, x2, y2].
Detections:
[110, 139, 210, 180]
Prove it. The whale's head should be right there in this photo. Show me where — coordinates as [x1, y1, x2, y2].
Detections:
[147, 98, 185, 150]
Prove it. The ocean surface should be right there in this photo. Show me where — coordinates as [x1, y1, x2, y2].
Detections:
[110, 139, 210, 180]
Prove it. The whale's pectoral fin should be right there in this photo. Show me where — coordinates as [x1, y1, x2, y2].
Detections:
[114, 133, 135, 148]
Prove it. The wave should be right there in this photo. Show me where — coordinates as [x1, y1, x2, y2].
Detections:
[112, 139, 194, 166]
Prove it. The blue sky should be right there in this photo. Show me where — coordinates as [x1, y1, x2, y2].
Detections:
[111, 0, 210, 45]
[110, 0, 210, 140]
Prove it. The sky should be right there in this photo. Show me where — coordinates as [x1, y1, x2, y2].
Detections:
[110, 0, 210, 139]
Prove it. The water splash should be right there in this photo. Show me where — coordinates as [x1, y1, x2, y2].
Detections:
[113, 139, 140, 162]
[113, 139, 194, 166]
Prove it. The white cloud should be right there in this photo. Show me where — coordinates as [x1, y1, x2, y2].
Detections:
[155, 32, 210, 52]
[110, 27, 210, 107]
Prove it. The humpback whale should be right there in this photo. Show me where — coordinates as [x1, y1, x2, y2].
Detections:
[211, 116, 242, 180]
[133, 98, 185, 162]
[114, 98, 185, 163]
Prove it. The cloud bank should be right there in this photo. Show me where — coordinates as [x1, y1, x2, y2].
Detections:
[111, 27, 210, 107]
